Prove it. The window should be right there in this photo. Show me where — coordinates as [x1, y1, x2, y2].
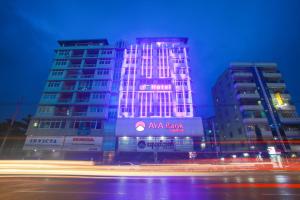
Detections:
[51, 70, 64, 76]
[48, 81, 60, 88]
[90, 106, 104, 112]
[69, 120, 102, 129]
[43, 93, 56, 100]
[185, 92, 189, 98]
[177, 92, 183, 98]
[39, 106, 52, 113]
[101, 49, 113, 54]
[108, 110, 117, 119]
[92, 93, 106, 99]
[96, 69, 110, 75]
[186, 105, 191, 113]
[93, 80, 108, 87]
[177, 105, 184, 112]
[55, 59, 67, 66]
[98, 58, 111, 65]
[38, 120, 66, 129]
[57, 50, 70, 56]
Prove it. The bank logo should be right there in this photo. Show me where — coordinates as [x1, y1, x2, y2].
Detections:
[137, 140, 146, 149]
[135, 121, 145, 132]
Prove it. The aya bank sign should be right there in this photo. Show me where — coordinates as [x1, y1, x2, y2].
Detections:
[116, 118, 203, 137]
[135, 121, 184, 133]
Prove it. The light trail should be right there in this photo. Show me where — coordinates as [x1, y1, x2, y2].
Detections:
[0, 160, 299, 178]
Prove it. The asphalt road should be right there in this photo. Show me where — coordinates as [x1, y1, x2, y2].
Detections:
[1, 172, 300, 200]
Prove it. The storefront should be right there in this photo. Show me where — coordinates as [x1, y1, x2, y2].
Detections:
[115, 117, 203, 161]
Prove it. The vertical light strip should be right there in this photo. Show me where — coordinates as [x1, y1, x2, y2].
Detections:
[159, 92, 162, 117]
[158, 46, 161, 78]
[118, 48, 127, 117]
[139, 92, 142, 117]
[166, 46, 170, 77]
[146, 44, 149, 78]
[162, 44, 165, 78]
[131, 45, 138, 117]
[168, 92, 171, 117]
[145, 92, 148, 117]
[150, 44, 153, 78]
[179, 53, 187, 116]
[125, 45, 132, 114]
[150, 92, 152, 113]
[184, 47, 193, 117]
[141, 44, 145, 76]
[164, 92, 167, 117]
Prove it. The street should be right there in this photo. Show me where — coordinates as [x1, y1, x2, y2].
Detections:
[1, 172, 300, 200]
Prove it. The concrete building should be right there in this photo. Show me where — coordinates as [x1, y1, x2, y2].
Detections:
[24, 39, 125, 162]
[115, 37, 203, 162]
[212, 63, 300, 156]
[23, 37, 204, 162]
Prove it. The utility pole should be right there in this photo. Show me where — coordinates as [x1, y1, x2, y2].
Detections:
[211, 120, 219, 158]
[0, 98, 23, 156]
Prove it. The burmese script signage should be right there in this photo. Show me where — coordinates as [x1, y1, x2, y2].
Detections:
[116, 118, 203, 136]
[118, 137, 194, 152]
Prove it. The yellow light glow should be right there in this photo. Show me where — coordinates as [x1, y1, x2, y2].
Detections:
[275, 92, 284, 106]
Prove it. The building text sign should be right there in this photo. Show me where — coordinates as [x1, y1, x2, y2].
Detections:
[116, 118, 203, 136]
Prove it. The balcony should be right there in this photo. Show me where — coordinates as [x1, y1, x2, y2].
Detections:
[284, 130, 300, 138]
[62, 86, 76, 91]
[279, 117, 300, 124]
[234, 82, 256, 88]
[65, 74, 78, 79]
[68, 64, 81, 68]
[57, 98, 72, 103]
[263, 72, 282, 78]
[277, 105, 297, 111]
[239, 105, 263, 111]
[86, 54, 98, 58]
[75, 98, 90, 103]
[232, 72, 253, 78]
[80, 74, 95, 79]
[54, 112, 70, 116]
[236, 93, 260, 99]
[246, 130, 273, 138]
[242, 117, 268, 124]
[72, 112, 87, 116]
[267, 82, 286, 88]
[83, 64, 97, 68]
[71, 54, 84, 58]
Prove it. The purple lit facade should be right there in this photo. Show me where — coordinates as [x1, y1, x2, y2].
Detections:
[116, 38, 203, 158]
[118, 37, 194, 118]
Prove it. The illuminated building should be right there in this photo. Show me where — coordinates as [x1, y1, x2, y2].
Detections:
[116, 38, 203, 161]
[23, 37, 204, 162]
[212, 63, 300, 155]
[24, 39, 125, 162]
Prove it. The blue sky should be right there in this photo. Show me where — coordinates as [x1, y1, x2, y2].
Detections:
[0, 0, 300, 120]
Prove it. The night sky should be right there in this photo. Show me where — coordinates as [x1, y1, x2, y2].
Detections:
[0, 0, 300, 120]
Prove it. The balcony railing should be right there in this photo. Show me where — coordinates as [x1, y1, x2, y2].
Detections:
[86, 54, 98, 58]
[80, 74, 94, 78]
[267, 82, 286, 88]
[72, 112, 87, 116]
[62, 86, 76, 90]
[83, 64, 97, 68]
[71, 54, 84, 58]
[69, 64, 81, 68]
[65, 75, 78, 79]
[75, 98, 90, 103]
[58, 98, 72, 103]
[54, 112, 70, 116]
